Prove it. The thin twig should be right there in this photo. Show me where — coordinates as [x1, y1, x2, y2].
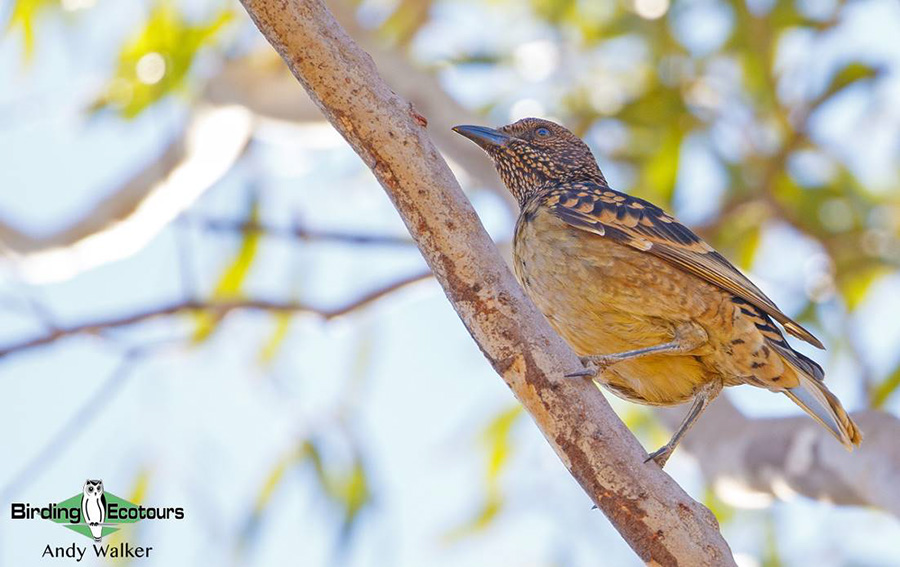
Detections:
[0, 270, 432, 360]
[190, 216, 417, 247]
[1, 347, 147, 500]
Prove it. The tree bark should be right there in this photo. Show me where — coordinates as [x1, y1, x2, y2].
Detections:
[237, 0, 735, 564]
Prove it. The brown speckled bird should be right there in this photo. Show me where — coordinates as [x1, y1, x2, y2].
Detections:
[454, 118, 861, 466]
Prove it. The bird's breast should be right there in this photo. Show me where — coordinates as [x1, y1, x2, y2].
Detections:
[513, 207, 722, 405]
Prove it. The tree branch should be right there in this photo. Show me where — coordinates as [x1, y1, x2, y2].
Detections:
[236, 0, 734, 564]
[0, 105, 254, 283]
[0, 270, 432, 360]
[203, 13, 511, 203]
[0, 3, 509, 282]
[189, 216, 417, 247]
[657, 399, 900, 517]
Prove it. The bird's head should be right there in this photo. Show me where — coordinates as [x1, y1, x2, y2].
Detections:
[453, 118, 606, 207]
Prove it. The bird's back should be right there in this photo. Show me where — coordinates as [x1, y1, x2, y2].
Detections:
[514, 182, 860, 448]
[514, 195, 717, 405]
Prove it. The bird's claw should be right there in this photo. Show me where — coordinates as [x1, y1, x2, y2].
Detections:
[645, 445, 673, 468]
[565, 355, 616, 379]
[564, 367, 596, 378]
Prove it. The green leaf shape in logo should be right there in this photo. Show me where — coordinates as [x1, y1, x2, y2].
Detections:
[49, 492, 142, 540]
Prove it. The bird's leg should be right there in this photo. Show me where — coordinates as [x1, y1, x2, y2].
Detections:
[645, 380, 722, 467]
[566, 322, 707, 378]
[566, 343, 683, 378]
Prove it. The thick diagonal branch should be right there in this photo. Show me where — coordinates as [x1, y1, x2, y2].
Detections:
[236, 0, 734, 564]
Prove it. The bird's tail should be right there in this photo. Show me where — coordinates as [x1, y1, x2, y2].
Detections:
[772, 342, 862, 448]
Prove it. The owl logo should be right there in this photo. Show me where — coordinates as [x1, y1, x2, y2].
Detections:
[81, 479, 107, 542]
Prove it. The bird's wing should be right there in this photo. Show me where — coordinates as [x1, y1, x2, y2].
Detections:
[541, 183, 824, 349]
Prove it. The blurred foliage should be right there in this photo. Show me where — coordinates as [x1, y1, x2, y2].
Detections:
[508, 0, 899, 406]
[303, 437, 372, 542]
[193, 198, 261, 342]
[6, 0, 56, 58]
[91, 1, 233, 117]
[620, 405, 672, 448]
[444, 405, 522, 542]
[379, 0, 432, 47]
[872, 366, 900, 409]
[761, 512, 784, 567]
[702, 485, 736, 525]
[241, 434, 372, 554]
[257, 312, 292, 365]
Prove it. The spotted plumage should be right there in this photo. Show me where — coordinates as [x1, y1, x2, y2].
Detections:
[454, 117, 861, 466]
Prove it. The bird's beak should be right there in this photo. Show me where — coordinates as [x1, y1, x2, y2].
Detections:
[452, 125, 511, 150]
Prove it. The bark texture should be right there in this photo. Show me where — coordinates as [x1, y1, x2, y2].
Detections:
[237, 0, 735, 564]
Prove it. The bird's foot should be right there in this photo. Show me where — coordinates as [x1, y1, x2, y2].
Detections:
[565, 355, 617, 379]
[90, 522, 98, 527]
[645, 445, 674, 468]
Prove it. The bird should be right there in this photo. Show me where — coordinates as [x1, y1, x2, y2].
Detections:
[81, 479, 107, 542]
[453, 117, 861, 466]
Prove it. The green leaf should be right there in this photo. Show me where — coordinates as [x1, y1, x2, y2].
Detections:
[93, 1, 234, 117]
[442, 489, 502, 543]
[636, 127, 683, 205]
[620, 406, 670, 448]
[241, 436, 372, 550]
[617, 88, 686, 128]
[761, 512, 783, 567]
[301, 438, 372, 541]
[872, 366, 900, 409]
[378, 0, 432, 47]
[6, 0, 56, 59]
[258, 313, 292, 365]
[820, 63, 881, 102]
[530, 0, 579, 24]
[239, 444, 306, 549]
[703, 485, 735, 525]
[482, 405, 522, 482]
[443, 406, 522, 542]
[736, 224, 762, 270]
[837, 264, 889, 311]
[193, 200, 261, 342]
[335, 459, 371, 536]
[254, 451, 297, 515]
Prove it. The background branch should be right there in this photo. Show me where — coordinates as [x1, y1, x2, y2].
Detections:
[203, 11, 508, 201]
[191, 217, 418, 247]
[236, 0, 734, 564]
[0, 270, 432, 359]
[0, 104, 253, 283]
[658, 399, 900, 517]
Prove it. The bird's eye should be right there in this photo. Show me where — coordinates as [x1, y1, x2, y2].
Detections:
[535, 127, 551, 138]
